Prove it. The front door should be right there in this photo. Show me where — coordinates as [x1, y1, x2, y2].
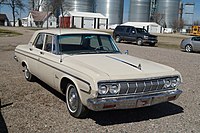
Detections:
[192, 37, 200, 51]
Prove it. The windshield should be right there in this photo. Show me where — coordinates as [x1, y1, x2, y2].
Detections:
[136, 28, 148, 33]
[58, 34, 120, 55]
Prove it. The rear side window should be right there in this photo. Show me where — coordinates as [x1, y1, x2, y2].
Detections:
[34, 33, 45, 50]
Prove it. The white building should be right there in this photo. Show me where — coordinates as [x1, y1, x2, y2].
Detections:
[27, 11, 57, 28]
[122, 22, 163, 33]
[60, 11, 108, 29]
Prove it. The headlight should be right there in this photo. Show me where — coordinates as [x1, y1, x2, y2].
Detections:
[144, 35, 149, 39]
[98, 85, 108, 95]
[171, 77, 181, 87]
[109, 84, 120, 94]
[164, 77, 181, 89]
[164, 79, 171, 88]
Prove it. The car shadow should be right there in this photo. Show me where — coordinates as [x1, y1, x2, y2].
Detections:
[88, 102, 183, 126]
[0, 101, 9, 133]
[35, 79, 183, 126]
[35, 78, 66, 102]
[120, 41, 158, 47]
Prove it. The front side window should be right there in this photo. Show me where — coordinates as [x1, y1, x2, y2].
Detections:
[136, 28, 148, 33]
[193, 37, 200, 41]
[44, 35, 53, 52]
[58, 34, 120, 55]
[34, 33, 45, 50]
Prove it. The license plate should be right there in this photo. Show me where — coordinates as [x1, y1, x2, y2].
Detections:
[137, 99, 151, 108]
[152, 96, 167, 105]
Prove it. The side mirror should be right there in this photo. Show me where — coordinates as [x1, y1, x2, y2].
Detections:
[132, 31, 135, 34]
[125, 50, 129, 55]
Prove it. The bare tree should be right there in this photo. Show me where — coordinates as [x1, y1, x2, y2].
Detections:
[193, 20, 200, 25]
[150, 13, 166, 27]
[0, 0, 25, 26]
[170, 19, 185, 32]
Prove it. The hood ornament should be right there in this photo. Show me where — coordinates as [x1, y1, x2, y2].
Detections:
[138, 64, 142, 70]
[106, 56, 142, 71]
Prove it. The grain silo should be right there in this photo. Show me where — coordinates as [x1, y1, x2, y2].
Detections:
[63, 0, 94, 12]
[156, 0, 181, 28]
[94, 0, 124, 25]
[129, 0, 151, 22]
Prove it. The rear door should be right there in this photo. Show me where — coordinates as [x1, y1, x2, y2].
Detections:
[27, 33, 45, 77]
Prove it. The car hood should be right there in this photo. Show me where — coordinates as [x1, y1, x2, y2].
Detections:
[62, 54, 179, 81]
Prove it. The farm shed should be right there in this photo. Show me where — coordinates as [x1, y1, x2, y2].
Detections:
[60, 11, 108, 29]
[122, 22, 163, 33]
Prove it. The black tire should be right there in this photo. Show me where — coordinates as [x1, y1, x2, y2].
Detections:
[65, 83, 88, 118]
[136, 38, 143, 46]
[115, 36, 121, 43]
[149, 43, 156, 46]
[24, 65, 35, 82]
[185, 44, 193, 53]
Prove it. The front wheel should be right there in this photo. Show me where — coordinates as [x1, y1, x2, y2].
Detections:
[185, 44, 193, 53]
[136, 38, 143, 46]
[66, 84, 88, 118]
[24, 65, 35, 82]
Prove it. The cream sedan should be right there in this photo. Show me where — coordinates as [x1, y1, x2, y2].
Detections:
[14, 29, 182, 118]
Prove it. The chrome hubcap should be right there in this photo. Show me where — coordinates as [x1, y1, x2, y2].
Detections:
[24, 67, 29, 79]
[137, 40, 142, 45]
[67, 85, 78, 113]
[186, 45, 192, 52]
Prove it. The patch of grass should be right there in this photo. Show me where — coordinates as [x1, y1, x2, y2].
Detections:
[27, 28, 43, 31]
[157, 42, 180, 50]
[0, 28, 22, 37]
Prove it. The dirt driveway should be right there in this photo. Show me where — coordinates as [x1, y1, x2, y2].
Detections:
[0, 28, 200, 133]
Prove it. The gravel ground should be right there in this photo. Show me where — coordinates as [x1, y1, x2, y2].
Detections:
[0, 28, 200, 133]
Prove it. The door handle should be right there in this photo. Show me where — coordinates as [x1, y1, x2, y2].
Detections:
[29, 48, 33, 51]
[40, 51, 44, 55]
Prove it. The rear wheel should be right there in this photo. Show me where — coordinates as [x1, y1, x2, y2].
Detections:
[65, 83, 88, 118]
[115, 36, 121, 43]
[136, 38, 143, 46]
[185, 44, 193, 53]
[24, 65, 35, 82]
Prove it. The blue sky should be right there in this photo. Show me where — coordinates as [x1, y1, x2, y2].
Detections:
[0, 0, 200, 22]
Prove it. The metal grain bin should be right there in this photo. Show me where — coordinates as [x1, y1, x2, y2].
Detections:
[94, 0, 124, 25]
[129, 0, 151, 22]
[63, 0, 94, 12]
[156, 0, 181, 28]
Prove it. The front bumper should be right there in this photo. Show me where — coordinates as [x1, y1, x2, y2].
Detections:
[87, 89, 182, 111]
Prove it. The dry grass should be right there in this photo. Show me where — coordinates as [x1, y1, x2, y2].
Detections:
[0, 28, 22, 37]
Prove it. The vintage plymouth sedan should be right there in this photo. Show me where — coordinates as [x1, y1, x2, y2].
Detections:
[14, 29, 182, 118]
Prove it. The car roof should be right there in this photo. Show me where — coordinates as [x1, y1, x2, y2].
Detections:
[35, 29, 110, 35]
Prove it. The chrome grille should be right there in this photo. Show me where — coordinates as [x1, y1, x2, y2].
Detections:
[118, 79, 166, 95]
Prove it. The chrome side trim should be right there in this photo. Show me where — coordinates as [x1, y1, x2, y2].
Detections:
[15, 50, 92, 94]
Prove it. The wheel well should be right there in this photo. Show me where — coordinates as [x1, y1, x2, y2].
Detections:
[60, 77, 74, 94]
[186, 44, 192, 47]
[137, 37, 143, 40]
[22, 62, 26, 67]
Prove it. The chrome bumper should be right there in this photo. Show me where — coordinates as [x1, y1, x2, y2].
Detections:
[87, 89, 182, 111]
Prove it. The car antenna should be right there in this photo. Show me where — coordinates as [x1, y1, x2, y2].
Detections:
[59, 25, 63, 63]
